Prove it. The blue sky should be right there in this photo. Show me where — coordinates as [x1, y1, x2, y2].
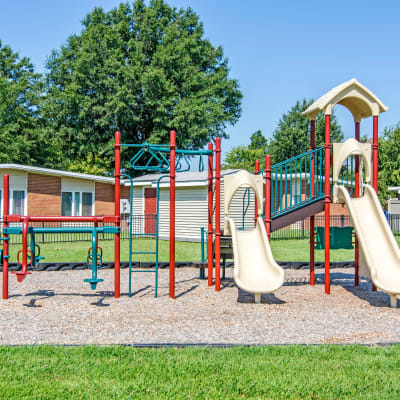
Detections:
[1, 0, 400, 158]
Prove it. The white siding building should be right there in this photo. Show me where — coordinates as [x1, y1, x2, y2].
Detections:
[126, 170, 256, 241]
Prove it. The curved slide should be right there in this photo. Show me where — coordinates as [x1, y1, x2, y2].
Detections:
[336, 184, 400, 307]
[226, 216, 285, 303]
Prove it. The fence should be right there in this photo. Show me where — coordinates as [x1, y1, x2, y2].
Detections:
[2, 213, 400, 244]
[1, 214, 156, 245]
[271, 215, 353, 240]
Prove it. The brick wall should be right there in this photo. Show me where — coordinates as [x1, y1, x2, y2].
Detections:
[27, 173, 61, 215]
[95, 182, 114, 215]
[94, 183, 130, 215]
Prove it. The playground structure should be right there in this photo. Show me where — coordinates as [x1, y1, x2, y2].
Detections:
[1, 130, 223, 300]
[121, 131, 222, 298]
[2, 78, 400, 307]
[222, 78, 400, 307]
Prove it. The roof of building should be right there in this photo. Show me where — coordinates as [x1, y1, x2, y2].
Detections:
[127, 169, 240, 187]
[0, 164, 115, 184]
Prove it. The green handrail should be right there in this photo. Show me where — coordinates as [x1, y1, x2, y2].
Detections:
[270, 147, 325, 219]
[241, 188, 250, 230]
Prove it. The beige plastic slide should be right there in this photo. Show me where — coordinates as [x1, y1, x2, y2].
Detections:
[333, 138, 400, 307]
[336, 184, 400, 307]
[224, 170, 284, 303]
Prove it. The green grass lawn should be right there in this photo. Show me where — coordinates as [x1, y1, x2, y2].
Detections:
[7, 235, 400, 264]
[0, 345, 399, 399]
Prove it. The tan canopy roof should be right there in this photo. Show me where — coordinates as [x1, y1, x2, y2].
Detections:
[302, 78, 388, 122]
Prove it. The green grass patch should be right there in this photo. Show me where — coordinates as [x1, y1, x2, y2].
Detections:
[7, 239, 200, 263]
[0, 345, 399, 399]
[7, 235, 400, 264]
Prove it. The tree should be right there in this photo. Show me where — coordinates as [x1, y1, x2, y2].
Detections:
[378, 124, 400, 205]
[269, 99, 343, 163]
[0, 41, 45, 165]
[223, 130, 268, 171]
[43, 0, 242, 172]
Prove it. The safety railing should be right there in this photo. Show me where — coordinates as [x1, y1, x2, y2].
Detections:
[270, 147, 325, 219]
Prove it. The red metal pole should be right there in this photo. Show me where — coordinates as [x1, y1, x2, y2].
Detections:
[372, 116, 379, 192]
[265, 155, 271, 241]
[354, 121, 360, 287]
[169, 130, 176, 299]
[207, 142, 214, 286]
[215, 137, 221, 291]
[324, 115, 331, 294]
[2, 174, 9, 299]
[310, 119, 316, 286]
[372, 116, 379, 292]
[114, 131, 121, 298]
[254, 160, 260, 227]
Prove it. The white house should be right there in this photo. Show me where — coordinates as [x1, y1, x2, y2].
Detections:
[124, 170, 256, 241]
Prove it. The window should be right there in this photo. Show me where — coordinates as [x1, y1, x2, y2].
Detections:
[82, 192, 93, 216]
[12, 191, 25, 215]
[62, 192, 73, 216]
[61, 191, 93, 216]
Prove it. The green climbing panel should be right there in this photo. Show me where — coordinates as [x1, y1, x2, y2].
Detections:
[315, 227, 354, 250]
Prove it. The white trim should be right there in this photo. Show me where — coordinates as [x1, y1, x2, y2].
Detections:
[141, 186, 145, 215]
[0, 164, 114, 184]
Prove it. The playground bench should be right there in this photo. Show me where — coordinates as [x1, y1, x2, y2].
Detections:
[196, 235, 233, 280]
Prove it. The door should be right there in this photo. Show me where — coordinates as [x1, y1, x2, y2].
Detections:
[144, 188, 157, 234]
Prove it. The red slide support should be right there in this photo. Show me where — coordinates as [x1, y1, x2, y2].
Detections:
[114, 131, 121, 298]
[207, 142, 214, 286]
[309, 119, 316, 286]
[214, 137, 221, 291]
[324, 115, 331, 294]
[264, 155, 271, 241]
[354, 122, 360, 286]
[254, 160, 260, 227]
[169, 130, 176, 299]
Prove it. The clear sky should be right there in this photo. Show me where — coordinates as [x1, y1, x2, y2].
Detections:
[1, 0, 400, 158]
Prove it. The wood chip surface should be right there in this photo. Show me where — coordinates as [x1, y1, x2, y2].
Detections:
[1, 268, 399, 345]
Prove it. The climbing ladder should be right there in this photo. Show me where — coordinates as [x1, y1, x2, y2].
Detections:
[123, 140, 212, 298]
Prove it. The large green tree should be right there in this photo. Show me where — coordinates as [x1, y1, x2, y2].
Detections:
[223, 130, 269, 171]
[43, 0, 242, 172]
[0, 41, 45, 165]
[269, 99, 343, 163]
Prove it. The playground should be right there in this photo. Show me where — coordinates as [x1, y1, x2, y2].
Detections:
[0, 81, 400, 356]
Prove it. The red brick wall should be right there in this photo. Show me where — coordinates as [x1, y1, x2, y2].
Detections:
[27, 173, 61, 216]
